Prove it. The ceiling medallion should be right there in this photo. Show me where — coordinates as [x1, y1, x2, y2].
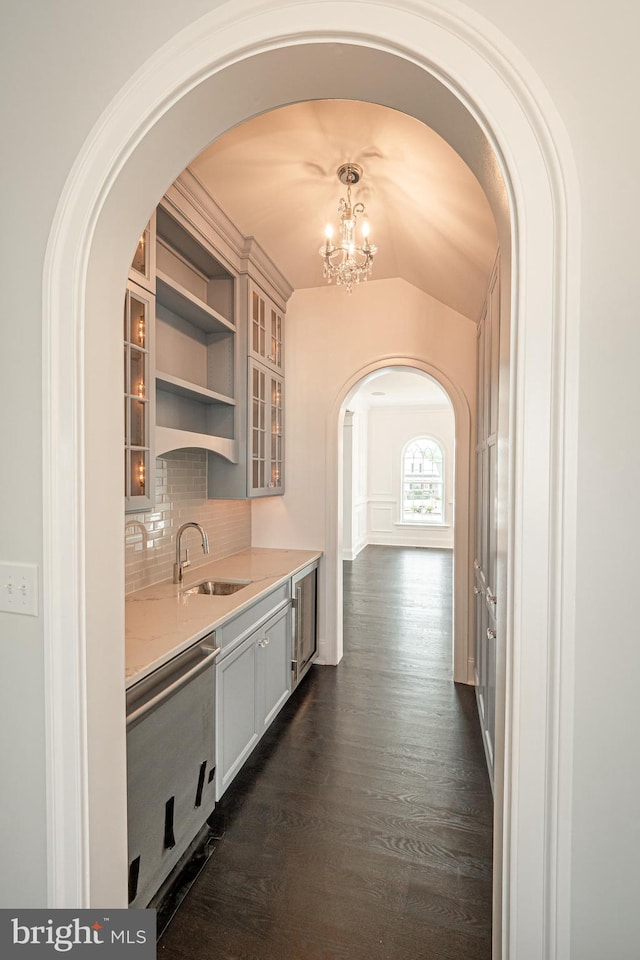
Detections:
[319, 163, 377, 294]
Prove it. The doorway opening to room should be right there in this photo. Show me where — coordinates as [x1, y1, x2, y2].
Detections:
[341, 366, 458, 671]
[342, 370, 456, 564]
[119, 88, 496, 942]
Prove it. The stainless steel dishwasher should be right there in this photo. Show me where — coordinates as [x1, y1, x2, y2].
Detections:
[126, 635, 218, 909]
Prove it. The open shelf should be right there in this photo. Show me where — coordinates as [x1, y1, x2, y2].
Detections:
[156, 272, 234, 335]
[156, 371, 235, 407]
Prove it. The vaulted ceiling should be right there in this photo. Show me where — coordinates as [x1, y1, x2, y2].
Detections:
[189, 100, 498, 322]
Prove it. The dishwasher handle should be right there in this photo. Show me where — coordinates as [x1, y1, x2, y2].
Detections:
[126, 644, 219, 728]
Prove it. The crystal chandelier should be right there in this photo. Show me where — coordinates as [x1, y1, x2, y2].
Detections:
[319, 163, 377, 293]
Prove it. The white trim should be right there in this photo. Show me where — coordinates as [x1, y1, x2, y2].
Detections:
[41, 3, 579, 957]
[394, 522, 451, 528]
[43, 224, 91, 906]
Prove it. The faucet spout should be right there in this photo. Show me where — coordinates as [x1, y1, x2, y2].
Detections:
[173, 522, 210, 584]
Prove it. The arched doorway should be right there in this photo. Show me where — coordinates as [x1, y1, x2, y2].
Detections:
[328, 360, 471, 684]
[44, 4, 579, 956]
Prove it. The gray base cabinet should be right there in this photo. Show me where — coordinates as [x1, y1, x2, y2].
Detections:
[474, 254, 500, 790]
[258, 604, 291, 732]
[216, 635, 260, 794]
[216, 601, 291, 799]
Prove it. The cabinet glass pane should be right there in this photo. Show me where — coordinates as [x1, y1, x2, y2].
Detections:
[130, 450, 147, 498]
[252, 291, 266, 357]
[270, 309, 282, 367]
[131, 225, 149, 282]
[130, 400, 147, 447]
[130, 296, 147, 348]
[130, 349, 145, 399]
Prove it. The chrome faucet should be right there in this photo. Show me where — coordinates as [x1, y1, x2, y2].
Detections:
[173, 522, 210, 583]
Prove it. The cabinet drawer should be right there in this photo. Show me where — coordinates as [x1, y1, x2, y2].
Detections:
[217, 582, 290, 654]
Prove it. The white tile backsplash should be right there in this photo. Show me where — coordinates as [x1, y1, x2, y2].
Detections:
[125, 450, 251, 593]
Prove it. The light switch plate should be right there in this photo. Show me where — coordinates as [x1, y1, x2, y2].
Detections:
[0, 563, 39, 616]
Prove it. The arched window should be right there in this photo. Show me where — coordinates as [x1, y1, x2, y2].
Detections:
[402, 437, 445, 524]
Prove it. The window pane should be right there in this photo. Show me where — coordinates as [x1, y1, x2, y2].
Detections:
[402, 438, 444, 523]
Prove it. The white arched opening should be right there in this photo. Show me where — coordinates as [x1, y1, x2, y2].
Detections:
[43, 3, 579, 957]
[327, 359, 471, 685]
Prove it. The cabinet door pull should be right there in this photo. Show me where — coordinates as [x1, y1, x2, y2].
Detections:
[128, 856, 141, 905]
[164, 797, 176, 850]
[194, 761, 207, 808]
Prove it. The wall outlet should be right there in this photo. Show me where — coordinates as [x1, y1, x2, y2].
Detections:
[0, 563, 38, 617]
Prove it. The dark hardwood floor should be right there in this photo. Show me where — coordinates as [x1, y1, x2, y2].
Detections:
[158, 545, 493, 959]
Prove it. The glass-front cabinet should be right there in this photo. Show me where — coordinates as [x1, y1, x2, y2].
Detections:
[121, 179, 290, 505]
[128, 214, 156, 294]
[270, 373, 284, 489]
[124, 281, 155, 512]
[249, 280, 284, 374]
[248, 359, 284, 497]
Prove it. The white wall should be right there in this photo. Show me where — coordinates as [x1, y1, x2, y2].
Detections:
[3, 2, 640, 955]
[366, 404, 455, 549]
[343, 403, 369, 560]
[251, 278, 476, 661]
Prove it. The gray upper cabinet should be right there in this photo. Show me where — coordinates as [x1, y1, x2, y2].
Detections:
[247, 359, 285, 497]
[124, 170, 292, 499]
[248, 279, 284, 374]
[128, 212, 156, 295]
[154, 200, 238, 463]
[124, 278, 155, 513]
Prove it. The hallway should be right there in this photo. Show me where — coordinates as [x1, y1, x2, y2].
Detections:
[158, 545, 493, 959]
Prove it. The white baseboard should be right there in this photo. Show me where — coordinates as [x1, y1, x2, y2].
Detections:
[368, 532, 454, 550]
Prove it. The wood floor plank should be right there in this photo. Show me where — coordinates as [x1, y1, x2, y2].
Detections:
[158, 545, 493, 958]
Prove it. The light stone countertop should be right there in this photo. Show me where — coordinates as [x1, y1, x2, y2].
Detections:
[125, 546, 321, 688]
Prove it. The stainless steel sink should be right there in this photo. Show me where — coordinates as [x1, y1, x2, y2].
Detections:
[185, 579, 251, 597]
